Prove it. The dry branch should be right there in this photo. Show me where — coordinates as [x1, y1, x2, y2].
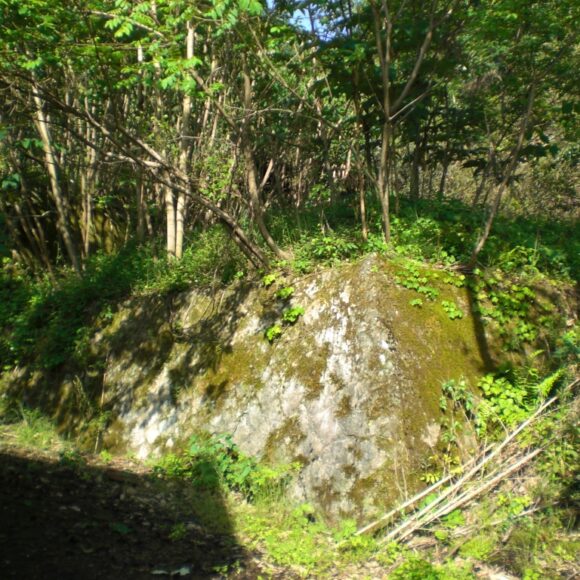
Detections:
[352, 380, 579, 546]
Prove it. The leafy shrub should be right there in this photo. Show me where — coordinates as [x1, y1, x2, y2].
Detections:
[390, 557, 441, 579]
[282, 306, 304, 324]
[296, 232, 360, 265]
[153, 433, 297, 501]
[333, 519, 377, 559]
[262, 273, 277, 288]
[276, 286, 294, 300]
[441, 300, 464, 320]
[476, 369, 564, 436]
[440, 378, 475, 414]
[0, 227, 246, 371]
[265, 324, 283, 343]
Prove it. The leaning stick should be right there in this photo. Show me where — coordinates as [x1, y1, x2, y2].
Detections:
[376, 396, 557, 541]
[353, 473, 456, 538]
[354, 442, 494, 537]
[356, 378, 577, 542]
[387, 447, 543, 545]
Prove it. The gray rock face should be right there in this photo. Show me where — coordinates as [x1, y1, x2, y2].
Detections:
[95, 255, 487, 520]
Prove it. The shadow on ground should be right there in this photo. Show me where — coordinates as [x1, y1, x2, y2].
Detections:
[0, 447, 256, 579]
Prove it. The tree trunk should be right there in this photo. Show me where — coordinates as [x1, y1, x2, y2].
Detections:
[136, 173, 146, 243]
[164, 183, 176, 258]
[438, 158, 450, 201]
[358, 170, 368, 242]
[241, 68, 288, 259]
[175, 20, 194, 260]
[378, 123, 392, 242]
[469, 86, 536, 267]
[32, 91, 82, 274]
[410, 129, 421, 202]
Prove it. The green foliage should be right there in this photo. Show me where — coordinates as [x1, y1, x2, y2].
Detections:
[109, 522, 132, 536]
[168, 522, 187, 541]
[262, 273, 277, 288]
[99, 449, 113, 463]
[395, 262, 439, 300]
[476, 374, 533, 435]
[443, 273, 466, 288]
[390, 557, 441, 579]
[334, 519, 378, 560]
[386, 199, 578, 280]
[265, 324, 282, 343]
[475, 367, 565, 436]
[282, 306, 304, 324]
[264, 306, 304, 342]
[58, 448, 86, 472]
[275, 286, 294, 300]
[153, 433, 297, 501]
[0, 404, 68, 452]
[441, 300, 464, 320]
[409, 298, 423, 308]
[241, 502, 332, 572]
[442, 509, 465, 529]
[308, 235, 359, 262]
[470, 271, 541, 350]
[459, 534, 497, 560]
[282, 227, 364, 271]
[0, 228, 245, 371]
[440, 378, 475, 414]
[554, 328, 579, 366]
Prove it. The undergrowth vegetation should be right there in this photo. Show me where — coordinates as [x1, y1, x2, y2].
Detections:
[1, 197, 578, 373]
[0, 195, 578, 577]
[152, 432, 298, 503]
[0, 360, 578, 577]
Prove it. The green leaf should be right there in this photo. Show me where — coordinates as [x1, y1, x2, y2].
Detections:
[160, 75, 177, 89]
[22, 57, 43, 70]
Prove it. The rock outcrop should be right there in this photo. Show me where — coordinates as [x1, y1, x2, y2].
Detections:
[94, 255, 489, 519]
[7, 255, 495, 519]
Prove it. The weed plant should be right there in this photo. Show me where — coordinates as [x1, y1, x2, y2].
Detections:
[0, 404, 69, 452]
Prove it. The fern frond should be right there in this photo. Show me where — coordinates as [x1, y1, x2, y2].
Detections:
[531, 368, 565, 400]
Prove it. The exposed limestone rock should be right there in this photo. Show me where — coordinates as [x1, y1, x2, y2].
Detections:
[5, 255, 495, 520]
[92, 255, 490, 520]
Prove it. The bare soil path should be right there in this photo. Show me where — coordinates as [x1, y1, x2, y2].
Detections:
[0, 444, 270, 579]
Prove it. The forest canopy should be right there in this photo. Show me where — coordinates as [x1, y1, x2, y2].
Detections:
[0, 0, 578, 274]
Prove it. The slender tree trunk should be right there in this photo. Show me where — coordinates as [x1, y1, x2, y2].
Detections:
[164, 183, 176, 258]
[135, 44, 147, 244]
[136, 173, 146, 243]
[410, 129, 421, 202]
[378, 123, 392, 242]
[32, 91, 82, 274]
[358, 169, 368, 242]
[81, 123, 97, 259]
[371, 1, 392, 242]
[472, 146, 495, 207]
[241, 67, 288, 259]
[438, 157, 450, 201]
[469, 86, 536, 266]
[175, 20, 194, 260]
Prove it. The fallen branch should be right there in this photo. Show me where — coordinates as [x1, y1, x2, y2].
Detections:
[362, 396, 558, 542]
[353, 378, 578, 545]
[384, 447, 542, 545]
[354, 442, 494, 538]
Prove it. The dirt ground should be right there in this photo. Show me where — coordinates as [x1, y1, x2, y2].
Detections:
[0, 445, 272, 579]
